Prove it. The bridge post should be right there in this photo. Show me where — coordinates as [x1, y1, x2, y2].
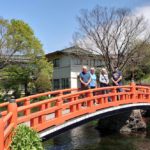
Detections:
[56, 97, 63, 118]
[112, 88, 117, 102]
[31, 118, 39, 127]
[87, 91, 94, 108]
[39, 104, 46, 124]
[8, 98, 18, 127]
[70, 97, 76, 112]
[77, 96, 82, 111]
[24, 97, 30, 116]
[130, 81, 136, 102]
[146, 88, 150, 100]
[0, 113, 4, 150]
[59, 91, 63, 96]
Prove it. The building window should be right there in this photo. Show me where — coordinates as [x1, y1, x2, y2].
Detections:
[97, 60, 101, 67]
[53, 58, 60, 67]
[61, 78, 69, 89]
[83, 59, 88, 65]
[53, 79, 60, 89]
[90, 60, 94, 66]
[74, 58, 81, 65]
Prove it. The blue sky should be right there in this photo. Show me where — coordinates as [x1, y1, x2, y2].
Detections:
[0, 0, 150, 53]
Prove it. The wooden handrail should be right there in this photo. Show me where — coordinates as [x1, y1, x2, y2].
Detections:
[0, 88, 78, 117]
[1, 83, 150, 150]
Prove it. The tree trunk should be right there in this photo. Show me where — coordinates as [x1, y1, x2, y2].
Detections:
[24, 83, 30, 96]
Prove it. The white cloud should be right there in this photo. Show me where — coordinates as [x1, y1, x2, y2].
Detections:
[134, 6, 150, 24]
[75, 6, 150, 53]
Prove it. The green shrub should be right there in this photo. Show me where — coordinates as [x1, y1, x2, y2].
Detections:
[11, 125, 43, 150]
[31, 96, 50, 103]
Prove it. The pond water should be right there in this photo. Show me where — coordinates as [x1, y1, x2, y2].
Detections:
[43, 122, 150, 150]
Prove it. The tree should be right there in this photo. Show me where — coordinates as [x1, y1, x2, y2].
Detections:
[1, 64, 36, 97]
[0, 18, 43, 69]
[34, 57, 53, 93]
[74, 6, 150, 73]
[0, 18, 53, 97]
[35, 70, 51, 93]
[124, 43, 150, 82]
[0, 56, 53, 97]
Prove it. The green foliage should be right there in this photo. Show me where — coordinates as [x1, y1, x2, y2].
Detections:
[0, 18, 43, 68]
[0, 64, 34, 97]
[0, 17, 53, 97]
[31, 96, 50, 103]
[0, 95, 2, 103]
[124, 42, 150, 82]
[35, 70, 51, 93]
[142, 76, 150, 84]
[124, 66, 146, 82]
[34, 57, 53, 93]
[0, 59, 53, 97]
[11, 125, 43, 150]
[89, 120, 98, 126]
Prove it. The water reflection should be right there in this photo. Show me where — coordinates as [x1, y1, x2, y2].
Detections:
[43, 122, 150, 150]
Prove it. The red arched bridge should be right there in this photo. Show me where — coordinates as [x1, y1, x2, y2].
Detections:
[1, 82, 150, 150]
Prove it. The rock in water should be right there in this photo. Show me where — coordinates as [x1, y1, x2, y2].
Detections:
[97, 111, 131, 135]
[121, 110, 146, 133]
[97, 110, 146, 135]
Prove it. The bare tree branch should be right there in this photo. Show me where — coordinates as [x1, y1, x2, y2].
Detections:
[74, 6, 150, 73]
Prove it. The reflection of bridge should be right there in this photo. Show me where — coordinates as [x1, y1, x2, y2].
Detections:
[1, 82, 150, 150]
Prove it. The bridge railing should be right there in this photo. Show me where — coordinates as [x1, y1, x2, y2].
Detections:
[0, 88, 78, 118]
[136, 85, 150, 100]
[1, 83, 150, 150]
[0, 99, 17, 150]
[0, 88, 78, 150]
[15, 84, 139, 131]
[16, 84, 150, 132]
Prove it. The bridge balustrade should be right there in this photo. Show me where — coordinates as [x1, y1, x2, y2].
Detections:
[1, 83, 150, 150]
[0, 88, 77, 150]
[0, 88, 78, 117]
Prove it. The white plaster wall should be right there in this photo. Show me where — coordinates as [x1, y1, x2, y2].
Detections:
[70, 78, 79, 88]
[70, 67, 81, 88]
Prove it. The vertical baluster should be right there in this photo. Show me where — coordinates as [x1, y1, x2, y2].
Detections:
[77, 94, 82, 110]
[31, 117, 39, 127]
[24, 97, 30, 116]
[59, 91, 63, 96]
[77, 98, 81, 110]
[87, 91, 94, 108]
[130, 81, 136, 102]
[97, 97, 102, 105]
[112, 88, 117, 102]
[8, 98, 17, 127]
[7, 98, 18, 149]
[147, 89, 150, 100]
[39, 104, 46, 124]
[0, 114, 4, 150]
[70, 97, 76, 113]
[55, 98, 63, 118]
